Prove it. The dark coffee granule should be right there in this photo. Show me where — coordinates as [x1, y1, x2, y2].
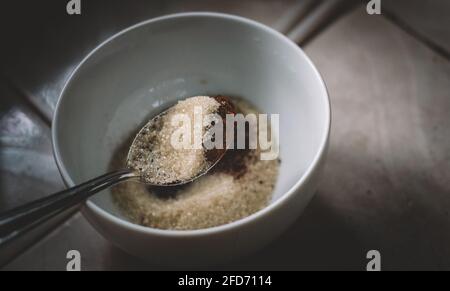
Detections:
[213, 149, 252, 179]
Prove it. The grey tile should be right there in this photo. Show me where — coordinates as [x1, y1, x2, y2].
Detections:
[0, 81, 63, 210]
[3, 213, 111, 271]
[384, 0, 450, 54]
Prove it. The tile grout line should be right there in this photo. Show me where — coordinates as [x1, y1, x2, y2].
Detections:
[272, 0, 321, 35]
[4, 79, 53, 128]
[381, 9, 450, 61]
[287, 0, 359, 45]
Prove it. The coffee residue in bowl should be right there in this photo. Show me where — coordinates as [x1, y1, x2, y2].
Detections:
[110, 97, 280, 230]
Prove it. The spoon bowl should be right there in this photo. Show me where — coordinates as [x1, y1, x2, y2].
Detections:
[126, 95, 235, 186]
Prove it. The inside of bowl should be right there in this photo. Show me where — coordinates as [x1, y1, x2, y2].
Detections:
[55, 14, 329, 222]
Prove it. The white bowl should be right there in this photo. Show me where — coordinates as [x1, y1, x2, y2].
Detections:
[52, 12, 330, 266]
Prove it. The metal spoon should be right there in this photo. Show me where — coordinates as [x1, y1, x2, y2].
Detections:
[0, 96, 234, 242]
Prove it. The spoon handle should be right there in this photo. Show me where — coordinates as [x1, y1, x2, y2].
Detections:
[0, 169, 136, 245]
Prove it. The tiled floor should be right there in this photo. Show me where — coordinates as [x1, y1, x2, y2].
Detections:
[1, 1, 450, 270]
